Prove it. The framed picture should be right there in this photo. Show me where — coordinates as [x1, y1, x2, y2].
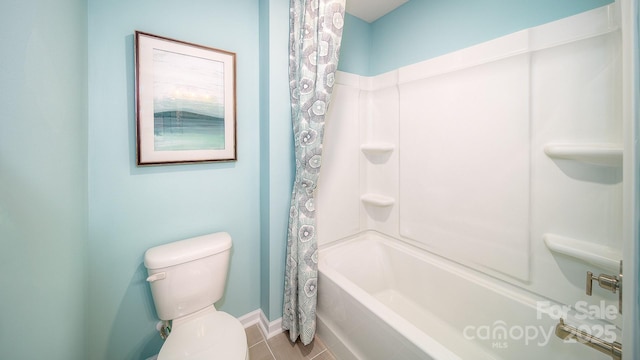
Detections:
[135, 31, 236, 165]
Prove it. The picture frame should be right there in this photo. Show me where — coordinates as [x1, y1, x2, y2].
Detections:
[135, 31, 236, 165]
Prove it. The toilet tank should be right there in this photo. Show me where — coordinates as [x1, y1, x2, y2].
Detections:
[144, 232, 232, 320]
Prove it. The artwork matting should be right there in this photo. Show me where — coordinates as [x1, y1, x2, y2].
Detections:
[135, 31, 236, 165]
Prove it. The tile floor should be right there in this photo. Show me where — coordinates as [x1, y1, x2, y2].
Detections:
[245, 325, 336, 360]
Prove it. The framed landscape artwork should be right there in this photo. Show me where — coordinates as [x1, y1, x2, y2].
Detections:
[135, 31, 236, 165]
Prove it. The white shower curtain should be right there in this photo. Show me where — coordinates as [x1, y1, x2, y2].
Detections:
[282, 0, 345, 345]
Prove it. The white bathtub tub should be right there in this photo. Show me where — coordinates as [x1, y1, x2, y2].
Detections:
[316, 232, 614, 360]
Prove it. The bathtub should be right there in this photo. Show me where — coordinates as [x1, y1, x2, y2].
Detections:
[316, 232, 615, 360]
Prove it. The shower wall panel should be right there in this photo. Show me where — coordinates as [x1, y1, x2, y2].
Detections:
[316, 73, 362, 244]
[530, 32, 623, 255]
[362, 72, 401, 235]
[317, 4, 622, 317]
[399, 54, 531, 281]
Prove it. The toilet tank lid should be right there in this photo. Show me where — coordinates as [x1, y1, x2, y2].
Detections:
[144, 232, 232, 270]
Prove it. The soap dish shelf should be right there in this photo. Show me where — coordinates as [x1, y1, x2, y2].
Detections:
[543, 233, 621, 271]
[543, 143, 623, 167]
[361, 143, 395, 156]
[361, 193, 395, 207]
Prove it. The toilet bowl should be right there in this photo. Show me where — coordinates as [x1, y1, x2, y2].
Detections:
[144, 232, 249, 360]
[158, 306, 248, 360]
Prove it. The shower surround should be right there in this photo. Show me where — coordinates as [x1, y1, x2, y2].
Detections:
[315, 4, 624, 359]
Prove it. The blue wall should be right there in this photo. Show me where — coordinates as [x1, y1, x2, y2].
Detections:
[339, 14, 372, 75]
[341, 0, 614, 76]
[1, 1, 627, 359]
[259, 0, 294, 322]
[0, 0, 88, 359]
[87, 0, 261, 358]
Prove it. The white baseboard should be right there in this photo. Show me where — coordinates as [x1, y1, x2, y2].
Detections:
[238, 309, 262, 327]
[260, 311, 284, 339]
[238, 309, 284, 339]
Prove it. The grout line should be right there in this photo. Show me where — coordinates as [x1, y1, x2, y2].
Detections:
[253, 324, 277, 360]
[264, 337, 277, 360]
[248, 324, 332, 360]
[309, 349, 326, 360]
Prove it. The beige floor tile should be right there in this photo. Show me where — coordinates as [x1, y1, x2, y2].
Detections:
[267, 332, 326, 360]
[245, 324, 265, 347]
[310, 350, 336, 360]
[310, 336, 326, 352]
[249, 341, 276, 360]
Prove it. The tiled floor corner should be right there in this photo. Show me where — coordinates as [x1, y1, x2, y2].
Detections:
[245, 324, 336, 360]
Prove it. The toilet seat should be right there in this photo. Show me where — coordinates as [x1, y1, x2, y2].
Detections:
[158, 306, 248, 360]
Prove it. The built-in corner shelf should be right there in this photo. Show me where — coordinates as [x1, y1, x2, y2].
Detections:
[361, 143, 395, 156]
[543, 143, 623, 167]
[361, 193, 395, 207]
[543, 233, 622, 271]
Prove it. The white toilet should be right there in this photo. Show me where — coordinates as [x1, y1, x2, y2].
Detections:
[144, 232, 249, 360]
